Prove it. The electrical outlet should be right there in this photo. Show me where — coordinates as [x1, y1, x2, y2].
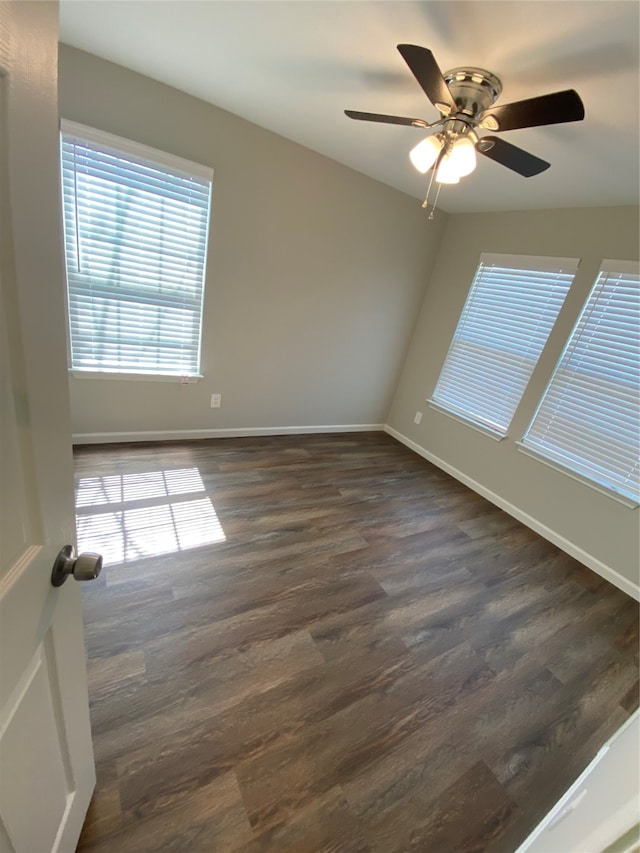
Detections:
[414, 411, 423, 425]
[210, 393, 222, 408]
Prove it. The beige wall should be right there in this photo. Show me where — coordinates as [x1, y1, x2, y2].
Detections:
[58, 45, 446, 437]
[387, 205, 640, 591]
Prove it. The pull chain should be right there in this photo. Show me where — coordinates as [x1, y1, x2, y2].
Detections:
[427, 183, 442, 220]
[421, 147, 447, 221]
[421, 164, 437, 210]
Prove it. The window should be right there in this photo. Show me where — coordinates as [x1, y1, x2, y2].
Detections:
[430, 253, 578, 436]
[521, 260, 640, 503]
[60, 121, 212, 378]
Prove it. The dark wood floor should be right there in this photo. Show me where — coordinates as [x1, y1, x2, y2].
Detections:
[74, 432, 639, 852]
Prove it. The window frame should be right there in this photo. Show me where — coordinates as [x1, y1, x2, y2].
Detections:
[60, 120, 213, 381]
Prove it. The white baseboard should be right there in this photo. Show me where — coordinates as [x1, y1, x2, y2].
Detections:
[72, 423, 385, 445]
[385, 425, 640, 602]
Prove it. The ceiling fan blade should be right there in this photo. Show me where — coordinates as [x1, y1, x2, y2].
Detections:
[396, 44, 457, 112]
[481, 89, 585, 132]
[344, 110, 430, 128]
[476, 136, 550, 177]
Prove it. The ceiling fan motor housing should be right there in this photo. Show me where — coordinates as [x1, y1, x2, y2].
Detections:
[442, 67, 502, 130]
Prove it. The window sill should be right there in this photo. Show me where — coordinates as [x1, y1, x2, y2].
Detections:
[69, 370, 203, 384]
[516, 442, 639, 509]
[427, 400, 506, 442]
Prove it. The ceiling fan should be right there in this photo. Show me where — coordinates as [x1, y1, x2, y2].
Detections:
[345, 44, 585, 211]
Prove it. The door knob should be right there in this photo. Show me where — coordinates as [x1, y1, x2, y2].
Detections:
[51, 545, 103, 587]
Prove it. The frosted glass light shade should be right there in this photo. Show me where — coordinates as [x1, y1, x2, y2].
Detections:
[449, 137, 477, 177]
[409, 135, 444, 174]
[435, 154, 461, 184]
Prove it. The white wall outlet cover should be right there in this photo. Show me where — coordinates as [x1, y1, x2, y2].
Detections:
[210, 394, 222, 408]
[414, 411, 423, 424]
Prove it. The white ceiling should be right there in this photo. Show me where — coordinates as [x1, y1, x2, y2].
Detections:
[59, 0, 639, 214]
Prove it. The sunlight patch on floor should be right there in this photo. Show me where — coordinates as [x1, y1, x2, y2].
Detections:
[75, 468, 226, 563]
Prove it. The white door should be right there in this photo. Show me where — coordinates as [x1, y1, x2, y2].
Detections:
[0, 2, 97, 851]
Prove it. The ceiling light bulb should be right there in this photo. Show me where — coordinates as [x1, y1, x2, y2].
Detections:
[435, 154, 461, 184]
[449, 136, 477, 177]
[409, 135, 444, 174]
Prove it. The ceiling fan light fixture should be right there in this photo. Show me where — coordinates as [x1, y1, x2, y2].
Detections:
[449, 136, 477, 177]
[409, 134, 444, 174]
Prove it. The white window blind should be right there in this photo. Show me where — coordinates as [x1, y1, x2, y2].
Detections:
[430, 253, 579, 436]
[521, 259, 640, 503]
[60, 121, 212, 377]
